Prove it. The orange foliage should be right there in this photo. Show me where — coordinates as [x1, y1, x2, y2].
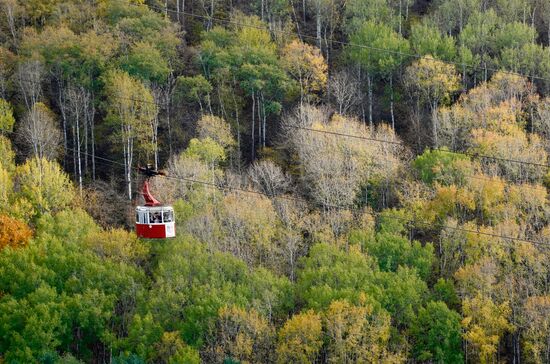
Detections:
[0, 214, 32, 250]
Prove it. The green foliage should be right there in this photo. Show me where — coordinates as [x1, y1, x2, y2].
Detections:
[0, 220, 146, 362]
[413, 148, 472, 186]
[344, 0, 396, 33]
[35, 209, 99, 242]
[376, 208, 412, 235]
[410, 21, 457, 61]
[411, 301, 463, 363]
[432, 278, 460, 309]
[142, 237, 292, 346]
[198, 15, 296, 120]
[184, 137, 226, 166]
[175, 75, 213, 104]
[296, 243, 379, 310]
[460, 9, 501, 56]
[297, 242, 428, 328]
[494, 22, 536, 52]
[351, 209, 434, 281]
[120, 42, 171, 83]
[103, 0, 179, 59]
[20, 25, 116, 89]
[355, 230, 434, 280]
[375, 267, 428, 327]
[348, 21, 410, 78]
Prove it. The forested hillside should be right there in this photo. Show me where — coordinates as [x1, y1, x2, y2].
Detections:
[0, 0, 550, 363]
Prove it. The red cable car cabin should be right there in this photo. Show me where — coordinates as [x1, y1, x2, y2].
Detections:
[135, 178, 175, 239]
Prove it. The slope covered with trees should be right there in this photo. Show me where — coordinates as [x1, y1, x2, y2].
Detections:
[0, 0, 549, 363]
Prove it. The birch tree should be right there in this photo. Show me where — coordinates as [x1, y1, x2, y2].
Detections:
[65, 85, 92, 194]
[329, 69, 361, 115]
[16, 102, 61, 160]
[348, 21, 409, 128]
[281, 39, 327, 105]
[103, 70, 157, 200]
[15, 60, 44, 111]
[404, 56, 460, 147]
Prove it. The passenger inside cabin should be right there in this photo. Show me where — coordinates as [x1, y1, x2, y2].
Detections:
[151, 212, 161, 223]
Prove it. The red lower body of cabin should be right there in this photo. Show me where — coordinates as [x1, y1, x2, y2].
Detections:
[135, 223, 175, 239]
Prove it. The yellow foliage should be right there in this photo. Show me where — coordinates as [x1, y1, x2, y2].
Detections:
[507, 183, 547, 218]
[14, 157, 76, 220]
[324, 299, 402, 363]
[421, 184, 475, 223]
[0, 135, 15, 173]
[233, 12, 276, 54]
[404, 55, 460, 106]
[212, 306, 274, 364]
[469, 176, 507, 221]
[522, 296, 550, 364]
[84, 228, 149, 264]
[196, 114, 236, 148]
[0, 166, 12, 211]
[282, 40, 328, 98]
[462, 294, 513, 364]
[277, 310, 323, 364]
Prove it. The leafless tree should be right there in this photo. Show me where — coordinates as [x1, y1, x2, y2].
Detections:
[0, 0, 19, 46]
[17, 102, 61, 160]
[15, 60, 44, 111]
[65, 85, 92, 194]
[248, 160, 291, 197]
[330, 69, 361, 115]
[535, 97, 550, 153]
[284, 105, 404, 210]
[150, 152, 215, 203]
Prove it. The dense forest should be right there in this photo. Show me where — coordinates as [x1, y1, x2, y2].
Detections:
[0, 0, 550, 363]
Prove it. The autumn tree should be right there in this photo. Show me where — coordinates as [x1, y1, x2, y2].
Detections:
[461, 294, 513, 363]
[329, 69, 361, 115]
[0, 136, 14, 210]
[282, 39, 328, 105]
[403, 56, 460, 147]
[0, 214, 32, 250]
[13, 157, 76, 220]
[276, 310, 323, 364]
[522, 296, 550, 363]
[248, 160, 291, 197]
[199, 15, 290, 158]
[0, 99, 15, 134]
[16, 102, 61, 160]
[285, 106, 403, 209]
[15, 59, 44, 111]
[324, 299, 402, 363]
[205, 306, 275, 363]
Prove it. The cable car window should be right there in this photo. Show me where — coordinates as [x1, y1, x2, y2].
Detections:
[136, 212, 139, 223]
[150, 211, 162, 223]
[163, 211, 173, 223]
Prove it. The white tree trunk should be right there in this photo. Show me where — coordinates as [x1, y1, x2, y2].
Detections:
[367, 72, 373, 128]
[251, 91, 255, 159]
